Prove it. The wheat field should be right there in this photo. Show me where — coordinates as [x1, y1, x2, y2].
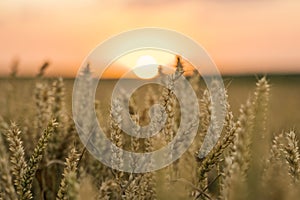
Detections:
[0, 59, 300, 200]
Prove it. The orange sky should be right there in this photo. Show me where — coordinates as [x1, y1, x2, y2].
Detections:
[0, 0, 300, 77]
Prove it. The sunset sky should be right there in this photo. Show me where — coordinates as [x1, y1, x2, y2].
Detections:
[0, 0, 300, 77]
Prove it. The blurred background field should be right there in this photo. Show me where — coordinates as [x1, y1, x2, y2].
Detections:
[1, 75, 299, 134]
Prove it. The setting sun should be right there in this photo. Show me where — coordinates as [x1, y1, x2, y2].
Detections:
[133, 55, 158, 79]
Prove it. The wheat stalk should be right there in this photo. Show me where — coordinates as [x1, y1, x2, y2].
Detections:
[20, 119, 58, 200]
[110, 98, 124, 187]
[246, 77, 270, 198]
[284, 130, 300, 183]
[57, 146, 80, 200]
[219, 100, 254, 200]
[5, 122, 28, 198]
[0, 118, 17, 200]
[48, 77, 68, 160]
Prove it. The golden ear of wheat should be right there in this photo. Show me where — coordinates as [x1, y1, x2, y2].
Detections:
[283, 130, 300, 182]
[21, 119, 58, 200]
[57, 146, 80, 200]
[0, 117, 17, 200]
[5, 122, 28, 198]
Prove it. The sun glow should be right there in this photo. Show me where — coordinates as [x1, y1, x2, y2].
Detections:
[133, 55, 158, 79]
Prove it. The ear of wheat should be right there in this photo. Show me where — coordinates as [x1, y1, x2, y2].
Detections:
[0, 117, 17, 200]
[5, 122, 28, 198]
[57, 146, 80, 200]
